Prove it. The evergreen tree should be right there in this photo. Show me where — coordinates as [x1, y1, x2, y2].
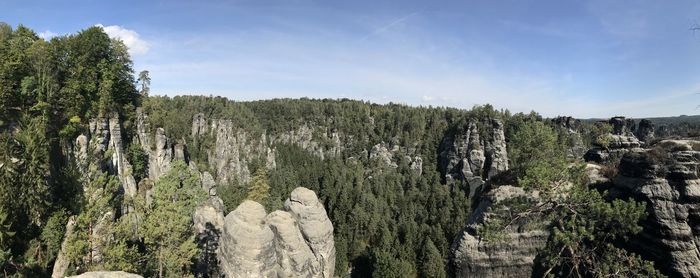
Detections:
[140, 161, 205, 277]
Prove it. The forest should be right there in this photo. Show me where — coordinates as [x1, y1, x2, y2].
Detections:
[0, 23, 676, 277]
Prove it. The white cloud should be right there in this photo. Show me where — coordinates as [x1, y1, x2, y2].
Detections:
[422, 95, 434, 102]
[96, 24, 150, 55]
[38, 30, 57, 40]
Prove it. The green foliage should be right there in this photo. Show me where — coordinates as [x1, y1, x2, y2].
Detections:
[139, 161, 206, 277]
[246, 167, 270, 205]
[371, 250, 416, 278]
[419, 239, 446, 278]
[0, 208, 14, 266]
[126, 143, 148, 182]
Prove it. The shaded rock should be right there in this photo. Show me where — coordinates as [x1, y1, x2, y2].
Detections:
[194, 196, 226, 278]
[608, 141, 700, 277]
[410, 156, 423, 175]
[51, 216, 76, 278]
[450, 185, 548, 278]
[636, 119, 655, 144]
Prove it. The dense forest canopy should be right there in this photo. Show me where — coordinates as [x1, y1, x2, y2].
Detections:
[0, 23, 694, 277]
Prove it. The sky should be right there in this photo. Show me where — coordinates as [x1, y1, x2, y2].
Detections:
[3, 0, 700, 118]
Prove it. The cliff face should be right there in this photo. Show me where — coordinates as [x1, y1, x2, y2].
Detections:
[609, 140, 700, 277]
[217, 187, 335, 278]
[450, 186, 548, 278]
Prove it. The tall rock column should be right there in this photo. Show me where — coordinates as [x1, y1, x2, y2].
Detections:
[284, 187, 336, 278]
[487, 119, 508, 178]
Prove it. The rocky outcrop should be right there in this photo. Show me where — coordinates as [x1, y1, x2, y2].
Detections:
[610, 116, 636, 136]
[267, 211, 321, 277]
[450, 185, 548, 278]
[218, 187, 335, 278]
[68, 271, 143, 278]
[439, 120, 508, 198]
[608, 140, 700, 277]
[584, 117, 644, 164]
[486, 119, 508, 178]
[218, 200, 277, 277]
[636, 119, 655, 144]
[284, 187, 336, 278]
[552, 116, 586, 159]
[369, 142, 398, 168]
[194, 196, 226, 277]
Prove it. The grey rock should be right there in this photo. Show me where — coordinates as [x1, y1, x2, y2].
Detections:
[608, 140, 700, 277]
[410, 156, 423, 175]
[192, 113, 208, 138]
[369, 142, 397, 168]
[450, 185, 548, 278]
[636, 119, 655, 144]
[487, 119, 508, 178]
[194, 196, 226, 277]
[149, 128, 173, 181]
[51, 216, 76, 278]
[218, 200, 277, 278]
[267, 210, 321, 277]
[284, 187, 336, 278]
[217, 187, 335, 278]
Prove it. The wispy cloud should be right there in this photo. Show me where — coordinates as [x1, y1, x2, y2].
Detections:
[96, 24, 150, 55]
[359, 12, 420, 42]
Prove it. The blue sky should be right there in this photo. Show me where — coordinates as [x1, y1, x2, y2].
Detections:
[4, 0, 700, 118]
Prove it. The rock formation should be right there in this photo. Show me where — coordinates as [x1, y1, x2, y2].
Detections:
[552, 116, 587, 159]
[608, 140, 700, 277]
[636, 119, 655, 144]
[68, 271, 143, 278]
[584, 117, 644, 164]
[450, 185, 548, 278]
[439, 120, 508, 198]
[218, 187, 335, 278]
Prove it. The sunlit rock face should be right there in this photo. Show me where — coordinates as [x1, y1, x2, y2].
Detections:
[217, 187, 335, 278]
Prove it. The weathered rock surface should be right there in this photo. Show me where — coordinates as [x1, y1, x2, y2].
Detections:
[608, 140, 700, 277]
[584, 117, 644, 164]
[552, 116, 587, 159]
[439, 120, 508, 198]
[51, 216, 76, 278]
[194, 196, 226, 277]
[218, 200, 277, 277]
[218, 187, 335, 278]
[68, 271, 143, 278]
[450, 185, 548, 278]
[486, 119, 509, 178]
[267, 210, 321, 277]
[636, 119, 656, 144]
[285, 187, 336, 278]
